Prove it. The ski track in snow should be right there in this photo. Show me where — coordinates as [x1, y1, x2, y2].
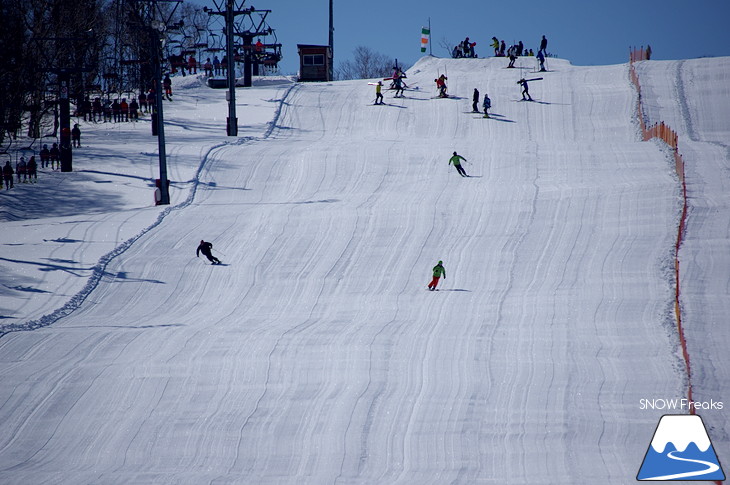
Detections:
[0, 57, 727, 484]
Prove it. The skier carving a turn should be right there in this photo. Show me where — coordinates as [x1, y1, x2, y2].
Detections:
[197, 240, 222, 265]
[428, 260, 446, 291]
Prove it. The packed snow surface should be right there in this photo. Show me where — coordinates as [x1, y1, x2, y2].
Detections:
[1, 56, 728, 484]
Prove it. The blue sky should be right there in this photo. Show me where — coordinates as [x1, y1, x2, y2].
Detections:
[193, 0, 730, 75]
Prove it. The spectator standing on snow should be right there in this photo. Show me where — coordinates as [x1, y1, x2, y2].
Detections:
[72, 123, 81, 147]
[537, 50, 546, 72]
[539, 35, 548, 56]
[463, 37, 471, 57]
[472, 88, 480, 112]
[112, 99, 121, 122]
[40, 144, 50, 168]
[129, 98, 139, 120]
[120, 99, 129, 122]
[27, 156, 37, 182]
[139, 91, 148, 113]
[163, 75, 172, 100]
[197, 240, 221, 265]
[449, 151, 468, 177]
[50, 143, 60, 170]
[3, 161, 13, 189]
[82, 97, 92, 121]
[491, 37, 500, 56]
[103, 98, 112, 122]
[92, 97, 103, 121]
[17, 157, 26, 183]
[428, 261, 446, 291]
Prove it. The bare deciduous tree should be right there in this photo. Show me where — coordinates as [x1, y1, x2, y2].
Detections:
[335, 46, 396, 80]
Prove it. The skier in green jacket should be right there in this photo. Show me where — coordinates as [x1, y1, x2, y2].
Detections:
[449, 151, 468, 177]
[428, 261, 446, 290]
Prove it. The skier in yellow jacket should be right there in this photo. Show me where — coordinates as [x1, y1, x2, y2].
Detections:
[374, 81, 384, 105]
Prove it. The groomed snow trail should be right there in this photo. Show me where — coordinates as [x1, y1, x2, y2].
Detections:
[0, 57, 693, 483]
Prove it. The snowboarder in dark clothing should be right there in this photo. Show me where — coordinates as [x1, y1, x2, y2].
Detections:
[483, 94, 491, 118]
[518, 78, 533, 101]
[428, 260, 446, 290]
[472, 88, 480, 112]
[449, 151, 468, 177]
[197, 240, 221, 264]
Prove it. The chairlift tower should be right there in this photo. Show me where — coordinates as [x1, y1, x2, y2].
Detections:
[136, 0, 183, 205]
[205, 0, 281, 136]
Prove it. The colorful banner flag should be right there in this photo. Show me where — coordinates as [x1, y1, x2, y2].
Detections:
[420, 27, 430, 53]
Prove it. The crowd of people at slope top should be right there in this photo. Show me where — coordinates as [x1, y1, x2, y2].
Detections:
[452, 35, 550, 59]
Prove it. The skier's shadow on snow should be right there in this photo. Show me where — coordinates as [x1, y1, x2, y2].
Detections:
[439, 289, 471, 292]
[488, 113, 515, 123]
[468, 113, 515, 123]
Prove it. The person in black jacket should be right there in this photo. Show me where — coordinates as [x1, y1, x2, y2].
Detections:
[472, 88, 480, 112]
[3, 161, 14, 189]
[197, 240, 221, 264]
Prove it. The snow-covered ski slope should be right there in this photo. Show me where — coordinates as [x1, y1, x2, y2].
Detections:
[1, 56, 727, 484]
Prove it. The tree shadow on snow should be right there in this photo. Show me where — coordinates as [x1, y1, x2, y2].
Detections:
[0, 257, 165, 285]
[0, 172, 138, 222]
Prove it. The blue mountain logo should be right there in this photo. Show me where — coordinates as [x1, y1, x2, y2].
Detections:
[637, 414, 725, 481]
